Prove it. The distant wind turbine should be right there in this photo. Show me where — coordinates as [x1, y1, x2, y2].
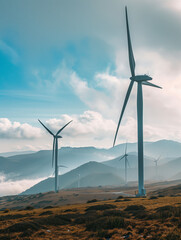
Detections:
[153, 156, 161, 180]
[119, 143, 130, 185]
[39, 119, 72, 193]
[76, 173, 81, 188]
[52, 165, 68, 190]
[113, 7, 162, 196]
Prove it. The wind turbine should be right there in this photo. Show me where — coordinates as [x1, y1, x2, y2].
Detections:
[52, 164, 68, 190]
[119, 143, 130, 185]
[113, 7, 162, 196]
[52, 164, 68, 176]
[153, 156, 160, 180]
[76, 173, 81, 188]
[39, 119, 72, 193]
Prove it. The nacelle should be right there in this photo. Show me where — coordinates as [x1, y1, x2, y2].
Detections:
[130, 74, 152, 82]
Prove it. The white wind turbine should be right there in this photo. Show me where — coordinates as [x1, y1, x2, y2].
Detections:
[52, 165, 68, 190]
[39, 119, 72, 193]
[113, 7, 162, 196]
[153, 156, 161, 180]
[119, 143, 130, 185]
[76, 173, 81, 188]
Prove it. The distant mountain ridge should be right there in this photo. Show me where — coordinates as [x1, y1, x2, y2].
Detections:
[21, 161, 124, 195]
[1, 139, 181, 184]
[0, 150, 35, 157]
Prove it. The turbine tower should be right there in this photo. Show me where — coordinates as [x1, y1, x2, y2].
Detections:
[113, 7, 162, 196]
[52, 165, 68, 190]
[39, 119, 72, 193]
[119, 143, 130, 185]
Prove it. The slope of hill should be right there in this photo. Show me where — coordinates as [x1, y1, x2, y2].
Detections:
[103, 153, 154, 168]
[144, 139, 181, 158]
[1, 179, 181, 210]
[171, 171, 181, 180]
[0, 150, 35, 157]
[149, 183, 181, 197]
[66, 173, 123, 189]
[21, 161, 123, 195]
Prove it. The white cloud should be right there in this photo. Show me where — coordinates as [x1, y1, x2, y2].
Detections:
[45, 111, 116, 140]
[0, 174, 45, 196]
[0, 118, 42, 139]
[33, 45, 181, 146]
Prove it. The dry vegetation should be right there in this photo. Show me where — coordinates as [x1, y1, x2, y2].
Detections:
[0, 194, 180, 239]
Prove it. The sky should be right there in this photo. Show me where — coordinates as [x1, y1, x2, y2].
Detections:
[0, 0, 181, 152]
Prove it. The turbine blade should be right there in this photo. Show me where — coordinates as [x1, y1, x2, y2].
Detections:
[56, 120, 73, 136]
[38, 119, 54, 136]
[142, 81, 162, 89]
[125, 6, 136, 77]
[52, 138, 55, 168]
[59, 165, 68, 168]
[125, 142, 127, 155]
[119, 155, 126, 161]
[113, 80, 134, 146]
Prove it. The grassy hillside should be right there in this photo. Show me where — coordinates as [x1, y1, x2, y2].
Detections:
[0, 195, 180, 239]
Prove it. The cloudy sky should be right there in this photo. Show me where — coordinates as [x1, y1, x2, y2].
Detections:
[0, 0, 181, 152]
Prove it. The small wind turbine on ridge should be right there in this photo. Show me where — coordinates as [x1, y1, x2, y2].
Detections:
[76, 173, 81, 188]
[113, 7, 162, 196]
[52, 164, 68, 190]
[153, 156, 161, 180]
[119, 143, 130, 185]
[38, 119, 72, 193]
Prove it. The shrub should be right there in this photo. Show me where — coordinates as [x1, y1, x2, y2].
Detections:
[0, 214, 26, 221]
[124, 205, 146, 212]
[39, 211, 53, 216]
[24, 206, 34, 210]
[37, 214, 72, 226]
[64, 208, 77, 212]
[103, 209, 126, 217]
[153, 206, 181, 220]
[3, 209, 10, 213]
[165, 232, 181, 240]
[0, 236, 11, 240]
[96, 229, 115, 238]
[86, 216, 128, 231]
[117, 196, 124, 199]
[158, 194, 164, 198]
[86, 204, 116, 212]
[149, 196, 158, 200]
[133, 210, 149, 219]
[156, 206, 174, 212]
[123, 198, 131, 202]
[43, 206, 54, 209]
[74, 211, 98, 224]
[87, 199, 98, 203]
[0, 221, 41, 233]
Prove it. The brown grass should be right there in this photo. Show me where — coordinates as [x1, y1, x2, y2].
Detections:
[0, 195, 180, 239]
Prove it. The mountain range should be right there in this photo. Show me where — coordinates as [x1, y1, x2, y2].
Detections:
[1, 139, 181, 196]
[21, 161, 124, 195]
